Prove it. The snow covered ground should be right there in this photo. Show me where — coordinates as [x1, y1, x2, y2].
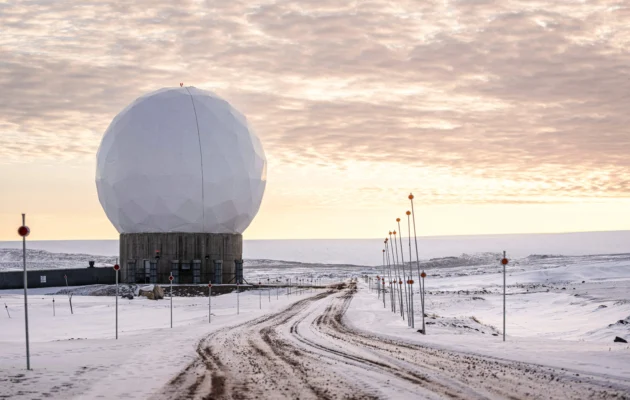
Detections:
[0, 285, 324, 399]
[407, 253, 630, 343]
[1, 246, 630, 398]
[350, 283, 630, 381]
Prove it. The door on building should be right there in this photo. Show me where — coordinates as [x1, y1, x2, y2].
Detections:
[136, 261, 147, 283]
[127, 261, 136, 283]
[179, 261, 193, 284]
[143, 260, 151, 284]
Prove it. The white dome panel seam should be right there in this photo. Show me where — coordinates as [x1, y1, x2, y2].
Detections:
[185, 86, 206, 232]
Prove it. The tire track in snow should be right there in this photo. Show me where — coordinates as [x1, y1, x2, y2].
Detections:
[159, 286, 374, 400]
[300, 282, 630, 400]
[159, 282, 630, 400]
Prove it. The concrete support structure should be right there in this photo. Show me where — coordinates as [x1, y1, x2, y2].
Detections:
[119, 232, 242, 284]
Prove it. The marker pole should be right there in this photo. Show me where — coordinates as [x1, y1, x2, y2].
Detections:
[237, 283, 240, 315]
[385, 240, 395, 313]
[390, 232, 400, 317]
[406, 212, 414, 328]
[387, 235, 396, 313]
[208, 282, 212, 323]
[390, 232, 403, 318]
[409, 194, 425, 334]
[382, 278, 385, 308]
[409, 279, 414, 328]
[376, 249, 385, 298]
[396, 220, 410, 326]
[385, 241, 392, 311]
[20, 214, 31, 370]
[393, 230, 406, 321]
[421, 273, 426, 333]
[503, 250, 506, 342]
[115, 268, 119, 339]
[170, 273, 173, 329]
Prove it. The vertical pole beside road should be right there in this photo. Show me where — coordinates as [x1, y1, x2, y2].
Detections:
[18, 214, 31, 371]
[502, 250, 508, 342]
[398, 229, 409, 323]
[420, 271, 426, 333]
[237, 282, 240, 315]
[393, 231, 404, 320]
[209, 282, 212, 323]
[382, 278, 385, 308]
[406, 211, 414, 329]
[388, 234, 397, 314]
[381, 249, 387, 299]
[396, 219, 410, 327]
[388, 240, 395, 313]
[114, 264, 120, 340]
[391, 231, 404, 319]
[393, 231, 405, 321]
[385, 240, 394, 313]
[116, 270, 118, 339]
[409, 193, 426, 335]
[170, 273, 173, 328]
[409, 278, 415, 328]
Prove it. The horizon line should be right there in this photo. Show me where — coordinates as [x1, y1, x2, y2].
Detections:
[1, 228, 629, 243]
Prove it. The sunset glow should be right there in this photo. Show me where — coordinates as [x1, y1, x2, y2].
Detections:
[1, 1, 629, 240]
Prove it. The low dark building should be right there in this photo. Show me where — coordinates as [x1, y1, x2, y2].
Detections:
[0, 267, 115, 290]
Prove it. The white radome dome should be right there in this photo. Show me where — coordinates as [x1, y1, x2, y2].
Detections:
[96, 87, 267, 234]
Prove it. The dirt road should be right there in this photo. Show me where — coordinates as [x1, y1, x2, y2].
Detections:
[159, 282, 630, 399]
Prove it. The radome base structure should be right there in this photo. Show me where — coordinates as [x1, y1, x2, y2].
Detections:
[96, 87, 267, 285]
[119, 232, 243, 284]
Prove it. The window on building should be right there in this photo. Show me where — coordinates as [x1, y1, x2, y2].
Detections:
[192, 260, 201, 284]
[171, 261, 179, 284]
[150, 261, 157, 284]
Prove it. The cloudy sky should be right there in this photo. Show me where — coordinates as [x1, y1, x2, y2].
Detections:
[1, 0, 629, 240]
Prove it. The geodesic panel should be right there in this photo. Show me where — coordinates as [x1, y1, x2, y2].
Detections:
[95, 87, 267, 234]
